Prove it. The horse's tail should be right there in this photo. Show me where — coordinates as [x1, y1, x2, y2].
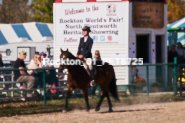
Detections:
[109, 69, 120, 102]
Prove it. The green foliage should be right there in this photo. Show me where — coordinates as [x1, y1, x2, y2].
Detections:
[133, 82, 143, 88]
[0, 0, 32, 23]
[32, 0, 54, 23]
[167, 0, 185, 24]
[151, 82, 161, 88]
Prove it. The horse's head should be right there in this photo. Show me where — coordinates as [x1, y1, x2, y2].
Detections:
[58, 48, 77, 72]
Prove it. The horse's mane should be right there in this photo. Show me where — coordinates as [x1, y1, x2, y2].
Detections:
[67, 51, 81, 61]
[66, 50, 110, 66]
[66, 51, 76, 59]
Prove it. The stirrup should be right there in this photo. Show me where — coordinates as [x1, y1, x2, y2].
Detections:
[90, 80, 96, 87]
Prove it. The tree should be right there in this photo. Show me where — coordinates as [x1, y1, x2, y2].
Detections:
[167, 0, 185, 24]
[32, 0, 54, 23]
[0, 0, 33, 23]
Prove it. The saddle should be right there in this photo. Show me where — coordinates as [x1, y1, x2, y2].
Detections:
[81, 59, 96, 76]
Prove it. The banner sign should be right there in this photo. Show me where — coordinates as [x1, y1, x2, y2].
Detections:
[133, 2, 164, 28]
[54, 2, 129, 45]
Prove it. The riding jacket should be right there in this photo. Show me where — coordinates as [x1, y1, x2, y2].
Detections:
[77, 36, 93, 58]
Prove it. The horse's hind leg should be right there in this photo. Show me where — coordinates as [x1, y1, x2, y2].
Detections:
[63, 87, 72, 112]
[83, 89, 90, 112]
[106, 92, 113, 112]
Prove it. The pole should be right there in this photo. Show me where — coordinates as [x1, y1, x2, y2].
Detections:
[174, 57, 177, 96]
[146, 65, 149, 97]
[43, 69, 46, 105]
[98, 85, 101, 101]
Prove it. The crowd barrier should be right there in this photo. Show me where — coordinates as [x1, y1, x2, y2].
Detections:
[0, 57, 184, 105]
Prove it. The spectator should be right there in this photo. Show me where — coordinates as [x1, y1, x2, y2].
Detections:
[0, 52, 4, 74]
[94, 50, 101, 61]
[176, 42, 185, 64]
[40, 52, 47, 61]
[13, 51, 37, 97]
[27, 54, 42, 75]
[94, 50, 103, 66]
[39, 52, 50, 67]
[0, 52, 3, 67]
[27, 54, 44, 88]
[39, 51, 58, 88]
[35, 51, 39, 55]
[168, 45, 178, 63]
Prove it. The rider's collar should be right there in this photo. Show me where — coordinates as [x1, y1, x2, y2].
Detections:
[84, 36, 88, 42]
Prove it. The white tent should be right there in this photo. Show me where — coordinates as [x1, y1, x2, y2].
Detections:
[0, 22, 53, 45]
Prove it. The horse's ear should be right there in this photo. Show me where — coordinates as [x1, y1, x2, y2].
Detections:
[60, 48, 63, 53]
[66, 48, 68, 52]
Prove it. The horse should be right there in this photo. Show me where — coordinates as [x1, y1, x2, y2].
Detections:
[59, 48, 120, 112]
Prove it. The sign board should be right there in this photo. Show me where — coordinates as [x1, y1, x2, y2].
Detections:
[108, 53, 126, 65]
[54, 2, 129, 45]
[109, 53, 126, 58]
[133, 2, 164, 28]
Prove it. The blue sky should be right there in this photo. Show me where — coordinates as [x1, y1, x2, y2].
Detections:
[27, 0, 32, 5]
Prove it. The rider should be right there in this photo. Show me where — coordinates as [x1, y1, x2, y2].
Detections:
[76, 26, 95, 87]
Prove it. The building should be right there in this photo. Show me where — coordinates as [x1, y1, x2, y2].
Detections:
[53, 0, 167, 90]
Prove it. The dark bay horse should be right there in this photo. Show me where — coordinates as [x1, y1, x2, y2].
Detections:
[59, 49, 119, 112]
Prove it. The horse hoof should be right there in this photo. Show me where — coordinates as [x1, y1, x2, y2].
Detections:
[62, 110, 67, 113]
[86, 108, 90, 112]
[108, 109, 113, 112]
[95, 107, 100, 112]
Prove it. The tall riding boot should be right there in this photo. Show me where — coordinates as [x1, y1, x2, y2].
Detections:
[89, 70, 96, 87]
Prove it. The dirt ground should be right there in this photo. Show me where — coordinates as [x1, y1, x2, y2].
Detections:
[1, 101, 185, 123]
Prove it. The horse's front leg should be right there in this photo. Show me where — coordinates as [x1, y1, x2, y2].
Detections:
[95, 92, 106, 112]
[97, 91, 113, 112]
[83, 88, 90, 112]
[63, 87, 72, 113]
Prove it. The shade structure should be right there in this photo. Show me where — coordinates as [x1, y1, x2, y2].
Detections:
[0, 22, 53, 45]
[167, 17, 185, 46]
[168, 17, 185, 29]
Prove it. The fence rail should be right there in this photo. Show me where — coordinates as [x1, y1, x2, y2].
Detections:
[0, 57, 184, 106]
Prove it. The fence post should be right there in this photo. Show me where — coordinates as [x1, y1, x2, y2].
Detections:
[174, 57, 177, 96]
[43, 69, 46, 105]
[180, 67, 182, 97]
[146, 65, 149, 97]
[11, 71, 14, 97]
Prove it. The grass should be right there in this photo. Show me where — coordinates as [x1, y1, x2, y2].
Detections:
[0, 93, 185, 117]
[0, 84, 3, 88]
[0, 90, 24, 97]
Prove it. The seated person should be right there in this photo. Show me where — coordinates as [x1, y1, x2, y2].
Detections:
[39, 52, 58, 87]
[27, 54, 43, 88]
[35, 51, 40, 55]
[14, 51, 37, 97]
[27, 54, 42, 75]
[39, 52, 52, 68]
